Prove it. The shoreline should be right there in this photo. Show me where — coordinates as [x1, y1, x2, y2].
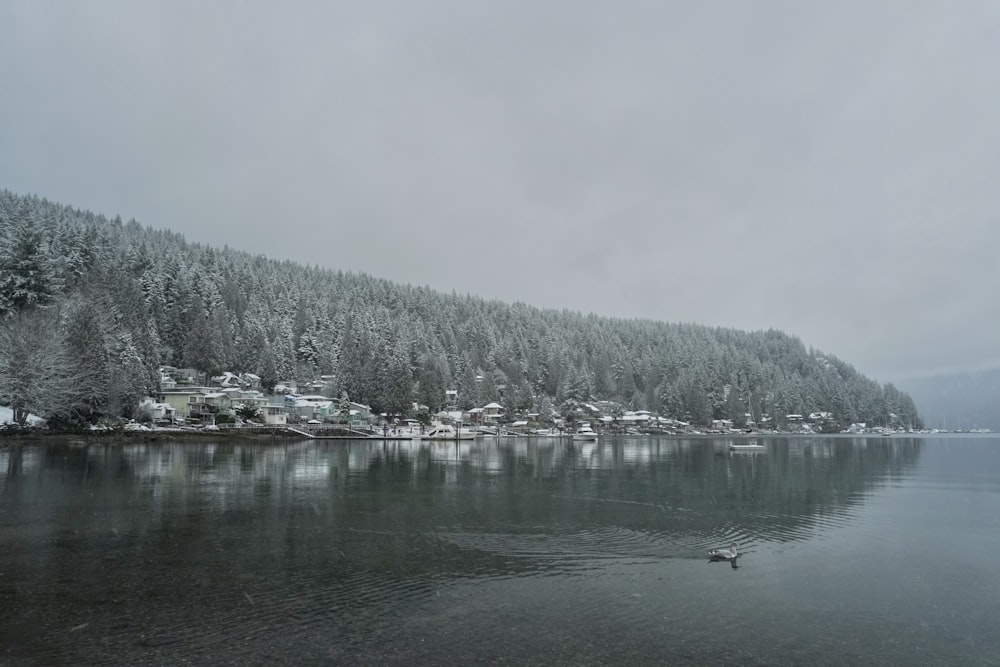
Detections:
[0, 427, 968, 450]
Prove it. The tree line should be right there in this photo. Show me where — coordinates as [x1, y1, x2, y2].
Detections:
[0, 190, 922, 429]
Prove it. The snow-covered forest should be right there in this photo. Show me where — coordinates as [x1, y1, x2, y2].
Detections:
[0, 190, 921, 429]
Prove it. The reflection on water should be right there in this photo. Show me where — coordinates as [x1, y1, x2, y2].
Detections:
[2, 435, 998, 665]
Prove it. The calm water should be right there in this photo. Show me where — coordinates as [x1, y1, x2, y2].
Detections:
[2, 435, 999, 665]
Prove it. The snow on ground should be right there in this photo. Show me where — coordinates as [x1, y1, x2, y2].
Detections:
[0, 405, 45, 426]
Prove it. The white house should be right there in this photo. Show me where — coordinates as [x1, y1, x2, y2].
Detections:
[482, 402, 504, 422]
[138, 397, 176, 423]
[261, 404, 287, 425]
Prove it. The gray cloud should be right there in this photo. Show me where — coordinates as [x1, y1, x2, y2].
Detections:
[2, 0, 999, 380]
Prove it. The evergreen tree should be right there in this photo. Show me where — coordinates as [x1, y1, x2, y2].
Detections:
[381, 344, 414, 417]
[0, 214, 57, 316]
[107, 333, 148, 419]
[417, 359, 446, 411]
[536, 394, 555, 424]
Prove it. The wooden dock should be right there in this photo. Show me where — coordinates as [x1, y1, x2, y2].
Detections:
[241, 425, 416, 440]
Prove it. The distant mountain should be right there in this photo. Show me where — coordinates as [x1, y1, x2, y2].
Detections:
[899, 368, 1000, 431]
[0, 189, 922, 429]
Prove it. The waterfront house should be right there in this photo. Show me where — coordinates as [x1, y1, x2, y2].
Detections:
[289, 395, 335, 421]
[138, 397, 176, 423]
[466, 407, 484, 424]
[261, 403, 288, 425]
[158, 387, 214, 420]
[621, 411, 653, 427]
[482, 402, 505, 423]
[203, 392, 233, 413]
[711, 419, 735, 431]
[348, 402, 372, 421]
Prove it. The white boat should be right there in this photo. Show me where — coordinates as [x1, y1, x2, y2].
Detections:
[421, 424, 476, 440]
[729, 442, 765, 451]
[572, 425, 599, 441]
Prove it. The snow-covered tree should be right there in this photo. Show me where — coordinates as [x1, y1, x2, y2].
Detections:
[0, 308, 73, 424]
[0, 212, 57, 316]
[63, 297, 113, 420]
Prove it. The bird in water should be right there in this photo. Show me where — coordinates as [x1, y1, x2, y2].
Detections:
[708, 542, 740, 568]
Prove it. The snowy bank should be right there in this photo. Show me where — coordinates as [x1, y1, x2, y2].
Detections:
[0, 406, 45, 427]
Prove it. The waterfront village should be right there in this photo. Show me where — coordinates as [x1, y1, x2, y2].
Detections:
[109, 367, 943, 438]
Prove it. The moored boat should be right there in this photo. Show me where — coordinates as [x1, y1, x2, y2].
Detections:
[421, 424, 476, 440]
[729, 442, 765, 451]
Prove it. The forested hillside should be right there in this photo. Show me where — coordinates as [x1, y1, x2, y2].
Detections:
[0, 190, 921, 429]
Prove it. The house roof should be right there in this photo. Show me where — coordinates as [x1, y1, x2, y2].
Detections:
[296, 399, 332, 409]
[483, 402, 503, 409]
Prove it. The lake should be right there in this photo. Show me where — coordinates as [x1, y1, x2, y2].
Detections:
[2, 435, 999, 665]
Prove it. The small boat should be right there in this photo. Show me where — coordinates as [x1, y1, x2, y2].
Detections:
[729, 443, 765, 451]
[572, 425, 598, 441]
[421, 424, 476, 440]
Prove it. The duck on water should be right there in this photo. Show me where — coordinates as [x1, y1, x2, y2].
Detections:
[709, 542, 740, 569]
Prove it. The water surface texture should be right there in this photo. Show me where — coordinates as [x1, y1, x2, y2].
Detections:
[2, 435, 999, 665]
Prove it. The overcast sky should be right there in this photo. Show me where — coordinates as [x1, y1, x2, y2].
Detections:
[2, 1, 998, 382]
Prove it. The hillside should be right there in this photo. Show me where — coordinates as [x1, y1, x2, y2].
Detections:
[0, 190, 921, 429]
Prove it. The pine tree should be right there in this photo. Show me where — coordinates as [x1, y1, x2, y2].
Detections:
[107, 333, 148, 419]
[417, 359, 446, 411]
[0, 214, 57, 316]
[381, 344, 414, 417]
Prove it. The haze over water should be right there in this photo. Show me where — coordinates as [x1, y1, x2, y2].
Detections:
[2, 435, 999, 665]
